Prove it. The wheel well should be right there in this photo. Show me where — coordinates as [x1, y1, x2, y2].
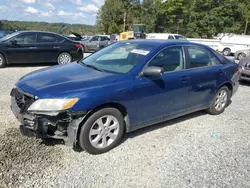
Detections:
[76, 102, 129, 142]
[223, 48, 231, 52]
[222, 83, 233, 97]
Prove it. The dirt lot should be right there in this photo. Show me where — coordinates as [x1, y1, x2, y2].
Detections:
[0, 64, 250, 188]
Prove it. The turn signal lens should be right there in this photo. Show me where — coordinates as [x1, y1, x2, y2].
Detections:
[62, 98, 79, 110]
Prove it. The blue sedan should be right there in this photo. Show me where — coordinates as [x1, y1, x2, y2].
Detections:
[10, 40, 240, 154]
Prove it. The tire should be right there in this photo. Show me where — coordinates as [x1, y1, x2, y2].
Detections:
[57, 52, 72, 64]
[0, 53, 6, 68]
[207, 86, 230, 115]
[237, 53, 246, 60]
[78, 108, 124, 154]
[223, 48, 231, 56]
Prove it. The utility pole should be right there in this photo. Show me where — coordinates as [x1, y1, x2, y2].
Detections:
[123, 12, 126, 32]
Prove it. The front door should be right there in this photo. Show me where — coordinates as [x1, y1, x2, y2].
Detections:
[132, 46, 191, 127]
[184, 45, 225, 108]
[88, 36, 100, 51]
[5, 33, 37, 64]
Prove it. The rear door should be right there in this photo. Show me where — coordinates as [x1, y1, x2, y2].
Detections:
[184, 45, 225, 108]
[5, 33, 37, 64]
[35, 33, 64, 63]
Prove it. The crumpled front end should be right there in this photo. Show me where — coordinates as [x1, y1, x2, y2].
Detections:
[10, 87, 86, 146]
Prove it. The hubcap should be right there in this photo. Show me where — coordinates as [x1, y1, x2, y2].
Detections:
[214, 90, 228, 111]
[0, 57, 3, 65]
[238, 53, 246, 60]
[89, 115, 119, 149]
[59, 54, 71, 64]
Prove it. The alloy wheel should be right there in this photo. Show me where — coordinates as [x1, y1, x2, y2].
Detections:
[89, 115, 119, 149]
[59, 53, 71, 64]
[214, 90, 228, 111]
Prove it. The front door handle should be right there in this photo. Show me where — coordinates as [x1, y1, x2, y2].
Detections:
[53, 46, 60, 49]
[218, 69, 223, 75]
[181, 76, 189, 83]
[29, 47, 37, 49]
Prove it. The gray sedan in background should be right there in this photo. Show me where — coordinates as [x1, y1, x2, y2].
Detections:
[80, 35, 110, 52]
[235, 49, 250, 60]
[239, 55, 250, 82]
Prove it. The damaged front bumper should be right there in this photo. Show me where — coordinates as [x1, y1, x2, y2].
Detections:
[10, 88, 86, 146]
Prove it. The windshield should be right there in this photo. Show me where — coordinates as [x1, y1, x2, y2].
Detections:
[0, 32, 19, 42]
[175, 35, 186, 40]
[80, 42, 154, 74]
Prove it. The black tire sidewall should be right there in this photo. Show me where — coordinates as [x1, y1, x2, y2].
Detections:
[0, 54, 6, 68]
[78, 108, 124, 154]
[57, 52, 72, 64]
[237, 53, 246, 60]
[208, 86, 230, 115]
[223, 48, 231, 56]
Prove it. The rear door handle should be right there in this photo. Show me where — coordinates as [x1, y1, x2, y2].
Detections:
[181, 76, 189, 83]
[29, 47, 37, 49]
[53, 46, 60, 49]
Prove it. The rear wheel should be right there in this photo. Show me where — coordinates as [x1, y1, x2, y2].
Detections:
[57, 52, 72, 64]
[0, 53, 6, 68]
[78, 108, 124, 154]
[237, 53, 246, 60]
[223, 48, 231, 56]
[207, 86, 230, 115]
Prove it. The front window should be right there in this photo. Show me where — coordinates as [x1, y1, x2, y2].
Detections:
[148, 46, 184, 72]
[80, 42, 154, 74]
[0, 32, 19, 42]
[12, 34, 36, 44]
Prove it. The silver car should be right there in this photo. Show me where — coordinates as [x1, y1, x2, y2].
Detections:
[80, 35, 110, 53]
[239, 55, 250, 82]
[234, 49, 250, 60]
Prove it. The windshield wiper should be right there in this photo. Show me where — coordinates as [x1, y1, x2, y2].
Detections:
[81, 62, 104, 72]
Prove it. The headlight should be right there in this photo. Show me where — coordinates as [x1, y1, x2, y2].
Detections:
[28, 98, 79, 113]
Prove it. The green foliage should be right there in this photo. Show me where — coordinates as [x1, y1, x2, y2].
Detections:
[96, 0, 250, 38]
[0, 20, 95, 35]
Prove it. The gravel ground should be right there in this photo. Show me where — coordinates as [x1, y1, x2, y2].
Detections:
[0, 63, 250, 188]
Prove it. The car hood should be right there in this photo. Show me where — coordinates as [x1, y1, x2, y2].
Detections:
[16, 62, 121, 98]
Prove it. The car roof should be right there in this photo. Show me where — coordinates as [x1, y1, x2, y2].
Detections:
[119, 39, 203, 48]
[14, 30, 65, 36]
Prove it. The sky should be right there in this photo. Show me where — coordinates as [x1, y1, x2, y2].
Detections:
[0, 0, 105, 25]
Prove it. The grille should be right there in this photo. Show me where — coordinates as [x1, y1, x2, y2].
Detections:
[12, 88, 35, 113]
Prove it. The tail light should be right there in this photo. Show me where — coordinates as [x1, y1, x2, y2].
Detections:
[75, 44, 83, 49]
[237, 66, 242, 74]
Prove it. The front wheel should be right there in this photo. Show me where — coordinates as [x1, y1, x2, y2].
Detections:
[78, 108, 124, 154]
[57, 52, 72, 64]
[207, 86, 230, 115]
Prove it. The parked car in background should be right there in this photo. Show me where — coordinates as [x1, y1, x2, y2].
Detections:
[80, 35, 110, 52]
[147, 33, 187, 40]
[234, 49, 250, 60]
[10, 40, 239, 154]
[217, 34, 250, 56]
[239, 55, 250, 82]
[0, 30, 83, 68]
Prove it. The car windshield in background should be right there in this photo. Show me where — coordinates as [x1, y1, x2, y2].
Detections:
[175, 35, 186, 40]
[80, 42, 154, 74]
[0, 32, 19, 42]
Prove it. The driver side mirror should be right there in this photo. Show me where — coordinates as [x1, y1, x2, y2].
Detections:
[142, 66, 164, 77]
